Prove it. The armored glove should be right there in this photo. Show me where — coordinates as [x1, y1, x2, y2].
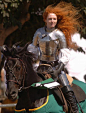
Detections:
[50, 62, 64, 81]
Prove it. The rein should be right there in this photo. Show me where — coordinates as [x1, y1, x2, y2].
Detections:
[6, 58, 21, 85]
[5, 57, 31, 92]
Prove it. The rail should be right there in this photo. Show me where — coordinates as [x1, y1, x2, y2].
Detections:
[0, 103, 16, 108]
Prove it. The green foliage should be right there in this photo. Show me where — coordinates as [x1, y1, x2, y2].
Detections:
[0, 0, 30, 17]
[0, 0, 29, 28]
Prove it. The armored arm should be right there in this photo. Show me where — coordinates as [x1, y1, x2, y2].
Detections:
[32, 30, 39, 47]
[27, 29, 41, 60]
[55, 30, 67, 49]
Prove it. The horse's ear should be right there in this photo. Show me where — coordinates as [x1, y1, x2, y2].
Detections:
[17, 42, 30, 54]
[0, 45, 11, 57]
[11, 45, 17, 56]
[12, 41, 22, 47]
[11, 41, 25, 56]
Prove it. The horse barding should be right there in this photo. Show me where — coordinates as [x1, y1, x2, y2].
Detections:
[1, 44, 86, 113]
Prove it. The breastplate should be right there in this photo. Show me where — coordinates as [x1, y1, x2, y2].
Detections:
[39, 35, 59, 61]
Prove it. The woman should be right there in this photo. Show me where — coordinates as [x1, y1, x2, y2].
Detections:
[27, 2, 86, 112]
[27, 1, 85, 81]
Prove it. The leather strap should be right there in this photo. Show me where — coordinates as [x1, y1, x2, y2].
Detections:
[53, 86, 68, 113]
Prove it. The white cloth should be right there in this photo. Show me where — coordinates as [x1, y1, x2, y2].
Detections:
[71, 33, 86, 53]
[65, 50, 86, 82]
[59, 48, 71, 65]
[60, 33, 86, 82]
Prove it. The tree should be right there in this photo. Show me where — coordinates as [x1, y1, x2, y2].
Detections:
[0, 0, 30, 66]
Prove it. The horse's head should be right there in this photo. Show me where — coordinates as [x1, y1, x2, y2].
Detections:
[1, 43, 36, 100]
[4, 57, 25, 100]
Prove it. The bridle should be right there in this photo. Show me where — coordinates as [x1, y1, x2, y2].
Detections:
[5, 57, 31, 92]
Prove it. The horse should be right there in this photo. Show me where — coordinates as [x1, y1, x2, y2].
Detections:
[1, 44, 86, 113]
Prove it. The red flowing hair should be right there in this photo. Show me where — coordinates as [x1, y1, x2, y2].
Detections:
[43, 1, 82, 50]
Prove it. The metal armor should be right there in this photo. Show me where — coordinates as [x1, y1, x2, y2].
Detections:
[32, 27, 67, 62]
[39, 35, 60, 61]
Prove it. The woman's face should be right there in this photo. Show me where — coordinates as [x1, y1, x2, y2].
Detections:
[45, 13, 57, 29]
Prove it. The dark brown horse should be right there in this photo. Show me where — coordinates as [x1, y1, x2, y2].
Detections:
[1, 44, 86, 113]
[0, 44, 59, 113]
